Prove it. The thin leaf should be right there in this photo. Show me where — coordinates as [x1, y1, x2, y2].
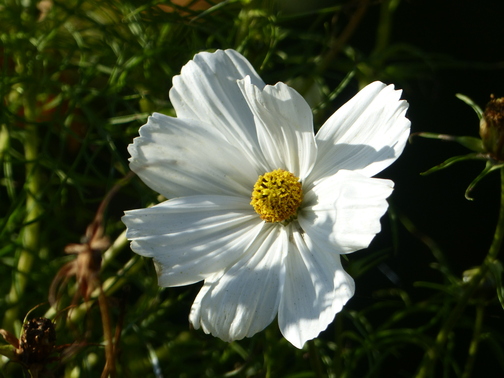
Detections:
[420, 152, 487, 175]
[456, 93, 484, 120]
[465, 161, 504, 200]
[410, 132, 485, 152]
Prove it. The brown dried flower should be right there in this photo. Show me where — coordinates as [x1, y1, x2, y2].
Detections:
[0, 317, 62, 378]
[480, 95, 504, 160]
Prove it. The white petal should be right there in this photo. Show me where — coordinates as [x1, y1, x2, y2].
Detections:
[169, 49, 267, 167]
[279, 224, 355, 349]
[299, 170, 393, 254]
[122, 195, 263, 286]
[307, 81, 410, 184]
[128, 112, 261, 198]
[189, 223, 287, 342]
[238, 77, 317, 179]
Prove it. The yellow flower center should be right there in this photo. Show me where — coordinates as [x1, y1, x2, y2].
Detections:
[250, 169, 303, 223]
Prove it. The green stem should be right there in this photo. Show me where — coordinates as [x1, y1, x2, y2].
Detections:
[461, 304, 484, 378]
[4, 92, 41, 330]
[66, 256, 143, 324]
[486, 168, 504, 262]
[373, 0, 401, 55]
[307, 340, 324, 378]
[98, 288, 116, 378]
[101, 229, 128, 270]
[416, 168, 504, 377]
[43, 230, 129, 320]
[317, 0, 369, 75]
[0, 125, 15, 200]
[333, 312, 343, 377]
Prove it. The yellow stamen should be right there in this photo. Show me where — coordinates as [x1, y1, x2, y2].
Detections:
[250, 169, 303, 223]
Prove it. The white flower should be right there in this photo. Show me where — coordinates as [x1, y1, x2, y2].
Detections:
[122, 49, 410, 349]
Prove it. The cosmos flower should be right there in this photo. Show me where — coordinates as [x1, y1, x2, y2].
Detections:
[122, 49, 410, 348]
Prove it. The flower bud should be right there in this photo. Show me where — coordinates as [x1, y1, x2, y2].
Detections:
[480, 95, 504, 160]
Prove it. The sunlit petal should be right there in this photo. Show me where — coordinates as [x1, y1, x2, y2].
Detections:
[279, 225, 355, 348]
[299, 170, 394, 254]
[170, 49, 267, 168]
[123, 195, 261, 286]
[238, 77, 317, 179]
[189, 224, 287, 341]
[307, 82, 410, 185]
[128, 113, 260, 198]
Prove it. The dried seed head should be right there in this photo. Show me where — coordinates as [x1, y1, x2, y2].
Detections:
[480, 95, 504, 160]
[19, 317, 56, 366]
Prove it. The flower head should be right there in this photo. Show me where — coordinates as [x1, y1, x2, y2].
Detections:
[480, 95, 504, 161]
[122, 49, 410, 348]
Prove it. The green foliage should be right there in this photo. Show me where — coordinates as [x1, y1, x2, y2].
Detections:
[1, 0, 503, 377]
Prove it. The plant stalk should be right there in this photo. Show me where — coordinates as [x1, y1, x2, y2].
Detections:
[416, 167, 504, 377]
[4, 91, 41, 330]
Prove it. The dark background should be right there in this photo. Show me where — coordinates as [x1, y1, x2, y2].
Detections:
[395, 0, 503, 273]
[350, 1, 504, 374]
